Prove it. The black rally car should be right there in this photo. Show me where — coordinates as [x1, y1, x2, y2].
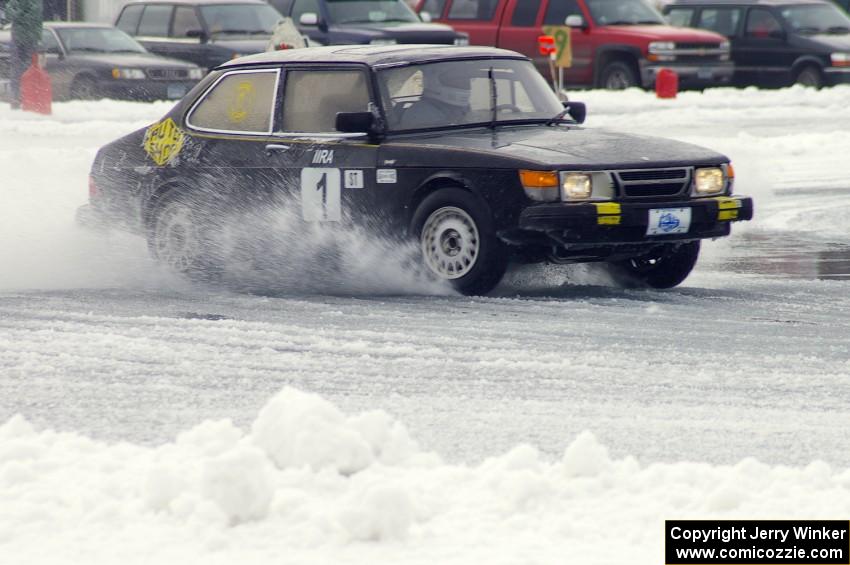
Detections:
[81, 45, 753, 295]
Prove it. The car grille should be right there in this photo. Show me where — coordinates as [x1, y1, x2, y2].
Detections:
[147, 68, 189, 80]
[614, 168, 691, 198]
[675, 42, 721, 50]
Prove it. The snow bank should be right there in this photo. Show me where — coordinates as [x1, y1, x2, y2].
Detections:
[3, 387, 850, 565]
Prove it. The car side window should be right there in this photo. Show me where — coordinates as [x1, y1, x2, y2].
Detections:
[697, 8, 741, 37]
[280, 69, 371, 132]
[41, 29, 61, 54]
[116, 5, 144, 35]
[745, 8, 782, 38]
[292, 0, 320, 21]
[543, 0, 582, 25]
[172, 6, 202, 37]
[511, 0, 541, 26]
[665, 8, 694, 27]
[138, 4, 174, 37]
[447, 0, 498, 20]
[187, 70, 279, 134]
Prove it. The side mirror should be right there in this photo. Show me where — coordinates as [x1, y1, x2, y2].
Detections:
[420, 11, 432, 22]
[563, 101, 586, 124]
[335, 111, 374, 134]
[299, 12, 319, 26]
[565, 14, 585, 28]
[186, 29, 208, 43]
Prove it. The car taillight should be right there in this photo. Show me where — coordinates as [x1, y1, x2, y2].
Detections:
[89, 175, 98, 200]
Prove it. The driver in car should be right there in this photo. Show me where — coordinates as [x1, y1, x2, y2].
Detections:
[401, 64, 473, 128]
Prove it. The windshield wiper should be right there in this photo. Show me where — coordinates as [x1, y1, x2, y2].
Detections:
[828, 26, 850, 34]
[607, 20, 661, 25]
[212, 29, 267, 35]
[488, 67, 497, 130]
[546, 108, 571, 126]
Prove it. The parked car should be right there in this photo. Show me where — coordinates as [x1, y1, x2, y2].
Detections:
[0, 22, 203, 101]
[414, 0, 734, 89]
[116, 0, 297, 69]
[79, 45, 752, 295]
[664, 0, 850, 88]
[267, 0, 468, 46]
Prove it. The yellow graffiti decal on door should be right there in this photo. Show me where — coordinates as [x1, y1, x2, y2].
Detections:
[143, 118, 185, 166]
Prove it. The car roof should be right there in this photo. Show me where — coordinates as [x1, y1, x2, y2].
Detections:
[121, 0, 267, 5]
[220, 45, 528, 70]
[666, 0, 829, 6]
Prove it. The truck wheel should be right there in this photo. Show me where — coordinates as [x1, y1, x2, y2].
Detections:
[411, 187, 508, 295]
[600, 60, 639, 90]
[147, 191, 221, 281]
[607, 241, 700, 289]
[795, 65, 823, 89]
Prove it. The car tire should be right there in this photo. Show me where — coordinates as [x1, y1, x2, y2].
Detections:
[607, 241, 701, 289]
[147, 190, 222, 281]
[410, 187, 508, 295]
[70, 76, 99, 100]
[599, 60, 639, 90]
[795, 65, 823, 89]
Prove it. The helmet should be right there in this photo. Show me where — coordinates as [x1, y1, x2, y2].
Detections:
[421, 64, 472, 108]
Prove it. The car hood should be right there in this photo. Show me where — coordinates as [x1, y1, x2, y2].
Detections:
[601, 24, 726, 43]
[796, 32, 850, 51]
[382, 126, 727, 169]
[210, 37, 271, 54]
[69, 52, 198, 68]
[330, 21, 460, 41]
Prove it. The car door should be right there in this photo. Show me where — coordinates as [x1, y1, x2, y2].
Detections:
[265, 65, 379, 226]
[166, 5, 208, 68]
[441, 0, 502, 46]
[540, 0, 593, 86]
[135, 4, 177, 59]
[289, 0, 329, 45]
[41, 28, 74, 99]
[736, 7, 795, 86]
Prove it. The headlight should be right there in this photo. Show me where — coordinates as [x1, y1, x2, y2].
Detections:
[454, 36, 469, 46]
[648, 41, 675, 53]
[370, 38, 397, 45]
[831, 53, 850, 67]
[561, 173, 592, 200]
[720, 40, 731, 61]
[188, 68, 204, 80]
[694, 167, 725, 195]
[111, 68, 145, 80]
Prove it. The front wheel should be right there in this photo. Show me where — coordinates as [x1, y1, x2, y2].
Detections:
[795, 65, 823, 89]
[599, 60, 639, 90]
[410, 188, 508, 296]
[607, 241, 701, 289]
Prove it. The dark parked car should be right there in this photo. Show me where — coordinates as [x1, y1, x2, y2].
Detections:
[79, 45, 752, 295]
[116, 0, 287, 69]
[0, 22, 203, 101]
[664, 0, 850, 88]
[267, 0, 468, 46]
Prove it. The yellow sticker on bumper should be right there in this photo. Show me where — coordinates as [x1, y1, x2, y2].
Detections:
[714, 197, 743, 221]
[144, 118, 185, 166]
[594, 202, 621, 225]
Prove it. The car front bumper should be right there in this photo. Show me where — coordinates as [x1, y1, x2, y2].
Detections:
[512, 196, 753, 248]
[824, 67, 850, 86]
[98, 79, 198, 101]
[640, 61, 735, 88]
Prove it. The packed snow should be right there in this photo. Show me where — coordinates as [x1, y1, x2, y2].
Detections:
[2, 85, 850, 564]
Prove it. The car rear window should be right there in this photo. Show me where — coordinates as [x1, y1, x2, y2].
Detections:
[187, 70, 279, 134]
[280, 70, 371, 132]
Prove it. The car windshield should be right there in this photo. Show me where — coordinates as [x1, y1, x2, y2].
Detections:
[780, 5, 850, 34]
[586, 0, 665, 25]
[326, 0, 420, 25]
[55, 27, 146, 54]
[378, 59, 565, 132]
[200, 4, 283, 35]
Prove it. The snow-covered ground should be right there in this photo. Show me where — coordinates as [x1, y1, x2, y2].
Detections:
[1, 86, 850, 564]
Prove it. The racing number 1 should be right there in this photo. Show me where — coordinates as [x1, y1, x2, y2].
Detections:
[300, 167, 341, 222]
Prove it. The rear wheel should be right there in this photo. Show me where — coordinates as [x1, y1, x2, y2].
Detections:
[795, 65, 823, 89]
[607, 241, 701, 289]
[599, 60, 639, 90]
[147, 191, 221, 280]
[411, 188, 508, 295]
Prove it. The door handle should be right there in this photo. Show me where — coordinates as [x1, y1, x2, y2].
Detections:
[265, 144, 290, 153]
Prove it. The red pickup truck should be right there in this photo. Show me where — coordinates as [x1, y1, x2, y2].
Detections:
[415, 0, 734, 89]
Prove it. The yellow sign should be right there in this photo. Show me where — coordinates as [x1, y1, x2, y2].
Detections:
[228, 81, 256, 124]
[144, 118, 185, 166]
[542, 26, 573, 68]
